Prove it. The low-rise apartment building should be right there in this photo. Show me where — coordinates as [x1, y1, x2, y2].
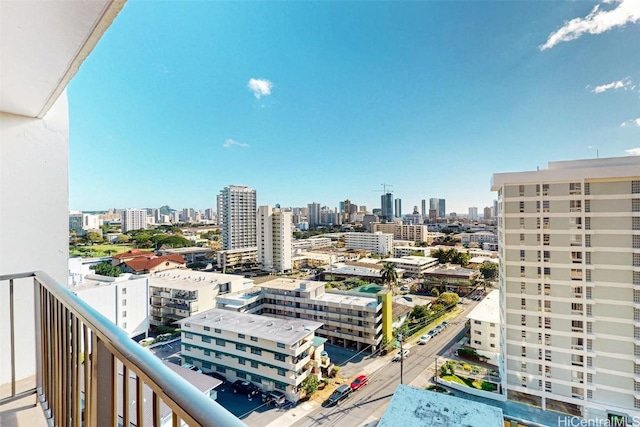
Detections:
[392, 246, 431, 258]
[460, 231, 498, 246]
[149, 270, 253, 326]
[381, 256, 439, 277]
[466, 289, 500, 364]
[179, 309, 325, 402]
[344, 231, 393, 255]
[216, 278, 393, 352]
[423, 265, 480, 294]
[71, 273, 149, 338]
[371, 223, 442, 244]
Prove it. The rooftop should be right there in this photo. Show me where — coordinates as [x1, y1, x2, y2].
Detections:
[149, 270, 253, 291]
[466, 289, 500, 324]
[425, 266, 479, 278]
[158, 247, 214, 255]
[72, 273, 146, 291]
[180, 308, 323, 345]
[378, 385, 503, 427]
[317, 290, 380, 308]
[382, 256, 439, 266]
[258, 277, 325, 292]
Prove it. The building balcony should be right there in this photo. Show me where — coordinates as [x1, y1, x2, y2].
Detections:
[0, 271, 243, 427]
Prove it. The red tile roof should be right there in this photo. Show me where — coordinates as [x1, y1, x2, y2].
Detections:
[112, 249, 155, 260]
[123, 254, 186, 272]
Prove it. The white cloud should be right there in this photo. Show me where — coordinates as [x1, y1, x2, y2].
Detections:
[592, 78, 632, 93]
[247, 78, 273, 99]
[222, 138, 249, 149]
[621, 118, 640, 127]
[625, 147, 640, 155]
[540, 0, 640, 51]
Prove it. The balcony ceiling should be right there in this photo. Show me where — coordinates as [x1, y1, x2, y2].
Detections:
[0, 0, 125, 118]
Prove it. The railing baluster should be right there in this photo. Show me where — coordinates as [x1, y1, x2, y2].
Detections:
[123, 365, 130, 427]
[89, 331, 98, 426]
[136, 375, 144, 427]
[172, 412, 180, 427]
[73, 316, 81, 427]
[64, 306, 71, 426]
[9, 278, 15, 398]
[153, 391, 160, 427]
[44, 288, 52, 416]
[34, 279, 43, 402]
[83, 323, 90, 426]
[53, 298, 60, 425]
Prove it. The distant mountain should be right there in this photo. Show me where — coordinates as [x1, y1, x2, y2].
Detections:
[159, 205, 174, 215]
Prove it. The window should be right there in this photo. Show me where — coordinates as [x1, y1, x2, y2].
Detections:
[542, 234, 550, 246]
[122, 322, 126, 329]
[586, 270, 592, 282]
[519, 201, 525, 213]
[277, 368, 287, 377]
[215, 352, 222, 359]
[571, 269, 583, 281]
[122, 288, 127, 295]
[215, 339, 225, 346]
[214, 328, 221, 333]
[520, 249, 525, 261]
[251, 361, 258, 368]
[586, 305, 593, 316]
[544, 350, 552, 362]
[536, 217, 541, 229]
[238, 358, 246, 365]
[237, 372, 246, 379]
[251, 347, 262, 355]
[633, 199, 640, 212]
[536, 184, 540, 196]
[519, 185, 525, 196]
[277, 343, 285, 349]
[216, 366, 226, 373]
[251, 336, 258, 342]
[536, 201, 541, 213]
[571, 303, 583, 314]
[183, 344, 192, 351]
[570, 182, 581, 195]
[543, 217, 550, 229]
[521, 330, 527, 338]
[202, 336, 211, 343]
[635, 272, 640, 285]
[521, 298, 526, 309]
[544, 300, 551, 312]
[585, 234, 591, 247]
[520, 217, 525, 229]
[545, 366, 551, 378]
[204, 326, 210, 331]
[585, 217, 591, 230]
[521, 282, 526, 293]
[543, 184, 549, 196]
[570, 234, 582, 247]
[238, 334, 245, 339]
[633, 236, 640, 249]
[520, 233, 525, 243]
[585, 199, 591, 212]
[521, 346, 527, 357]
[543, 200, 550, 212]
[274, 353, 286, 362]
[122, 299, 127, 306]
[584, 182, 590, 195]
[585, 252, 591, 265]
[521, 315, 526, 326]
[204, 349, 211, 356]
[122, 311, 126, 318]
[586, 287, 593, 299]
[635, 254, 640, 267]
[185, 332, 193, 339]
[544, 317, 551, 329]
[520, 266, 526, 277]
[572, 320, 584, 332]
[569, 200, 581, 212]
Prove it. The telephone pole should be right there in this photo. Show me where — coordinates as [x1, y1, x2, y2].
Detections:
[398, 333, 404, 385]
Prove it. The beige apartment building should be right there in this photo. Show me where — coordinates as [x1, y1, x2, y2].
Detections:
[179, 309, 325, 402]
[492, 156, 640, 421]
[216, 278, 393, 352]
[371, 223, 441, 244]
[149, 270, 253, 326]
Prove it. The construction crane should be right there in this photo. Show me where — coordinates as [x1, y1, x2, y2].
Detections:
[372, 183, 394, 194]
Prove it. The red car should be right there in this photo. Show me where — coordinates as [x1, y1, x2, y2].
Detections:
[350, 375, 369, 391]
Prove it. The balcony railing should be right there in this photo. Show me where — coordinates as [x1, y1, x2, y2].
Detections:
[1, 271, 245, 427]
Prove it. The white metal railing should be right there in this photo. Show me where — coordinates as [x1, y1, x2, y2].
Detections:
[1, 271, 245, 427]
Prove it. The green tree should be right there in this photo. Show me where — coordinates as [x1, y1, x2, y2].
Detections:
[381, 262, 398, 292]
[431, 288, 440, 298]
[409, 251, 425, 257]
[451, 251, 471, 267]
[410, 304, 429, 320]
[479, 262, 499, 281]
[116, 234, 131, 244]
[153, 235, 191, 249]
[302, 374, 319, 397]
[92, 262, 121, 277]
[86, 231, 104, 244]
[439, 292, 460, 306]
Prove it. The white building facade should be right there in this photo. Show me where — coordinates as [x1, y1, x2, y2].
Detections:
[344, 231, 393, 255]
[492, 156, 640, 420]
[257, 206, 293, 273]
[466, 289, 501, 363]
[122, 208, 147, 233]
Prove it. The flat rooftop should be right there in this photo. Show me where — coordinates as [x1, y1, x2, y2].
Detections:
[425, 266, 478, 278]
[72, 273, 145, 291]
[328, 265, 383, 277]
[378, 385, 503, 427]
[181, 308, 323, 345]
[382, 256, 438, 266]
[148, 270, 253, 290]
[258, 277, 325, 292]
[467, 289, 500, 324]
[159, 247, 214, 254]
[317, 290, 379, 308]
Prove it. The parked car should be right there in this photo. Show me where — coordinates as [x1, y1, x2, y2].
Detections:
[261, 390, 286, 406]
[350, 375, 369, 391]
[434, 325, 444, 334]
[323, 384, 352, 407]
[419, 335, 431, 345]
[392, 349, 410, 362]
[231, 380, 260, 398]
[442, 321, 450, 328]
[206, 372, 227, 384]
[182, 363, 202, 374]
[427, 329, 437, 338]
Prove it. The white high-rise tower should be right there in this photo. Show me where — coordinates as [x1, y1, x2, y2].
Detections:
[257, 206, 292, 273]
[219, 185, 257, 251]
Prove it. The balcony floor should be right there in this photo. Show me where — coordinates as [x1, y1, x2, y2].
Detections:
[0, 377, 48, 427]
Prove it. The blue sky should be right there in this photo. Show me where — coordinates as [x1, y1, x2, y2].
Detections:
[68, 1, 640, 214]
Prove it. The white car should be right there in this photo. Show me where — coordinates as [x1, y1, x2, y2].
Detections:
[392, 349, 410, 362]
[418, 335, 431, 345]
[182, 363, 203, 374]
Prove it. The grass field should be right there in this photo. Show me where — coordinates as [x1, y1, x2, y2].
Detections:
[69, 244, 135, 257]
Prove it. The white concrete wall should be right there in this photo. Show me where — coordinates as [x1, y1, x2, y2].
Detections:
[0, 92, 70, 385]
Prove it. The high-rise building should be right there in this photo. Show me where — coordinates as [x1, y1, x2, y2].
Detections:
[483, 206, 492, 220]
[438, 199, 446, 218]
[421, 199, 427, 218]
[307, 202, 321, 226]
[381, 193, 393, 222]
[257, 206, 292, 273]
[492, 156, 640, 420]
[429, 198, 439, 211]
[216, 194, 223, 225]
[468, 207, 478, 221]
[219, 185, 257, 251]
[122, 208, 147, 233]
[394, 198, 402, 218]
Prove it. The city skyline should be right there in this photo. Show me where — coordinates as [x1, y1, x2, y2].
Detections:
[68, 1, 639, 212]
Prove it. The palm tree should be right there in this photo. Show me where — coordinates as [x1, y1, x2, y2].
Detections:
[381, 262, 398, 293]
